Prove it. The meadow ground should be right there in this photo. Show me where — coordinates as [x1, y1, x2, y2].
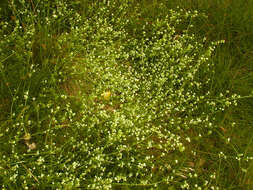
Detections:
[0, 0, 252, 189]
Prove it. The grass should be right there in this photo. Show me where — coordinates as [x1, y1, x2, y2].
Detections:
[0, 0, 253, 189]
[172, 1, 253, 188]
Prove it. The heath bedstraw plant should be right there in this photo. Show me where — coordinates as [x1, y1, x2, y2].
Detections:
[0, 0, 247, 189]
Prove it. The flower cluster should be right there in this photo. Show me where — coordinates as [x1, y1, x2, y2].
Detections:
[0, 0, 245, 189]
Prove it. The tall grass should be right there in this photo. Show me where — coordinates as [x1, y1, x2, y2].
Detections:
[166, 1, 253, 189]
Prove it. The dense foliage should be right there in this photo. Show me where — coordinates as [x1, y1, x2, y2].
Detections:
[0, 0, 252, 189]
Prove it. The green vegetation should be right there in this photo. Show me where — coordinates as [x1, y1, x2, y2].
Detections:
[0, 0, 252, 189]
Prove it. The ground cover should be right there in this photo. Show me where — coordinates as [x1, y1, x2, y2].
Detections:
[0, 0, 252, 189]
